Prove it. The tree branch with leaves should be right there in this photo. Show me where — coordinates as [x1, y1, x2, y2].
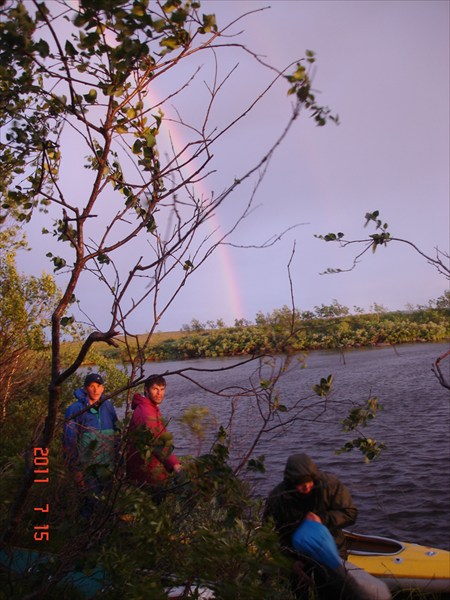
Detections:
[316, 210, 450, 393]
[0, 0, 340, 541]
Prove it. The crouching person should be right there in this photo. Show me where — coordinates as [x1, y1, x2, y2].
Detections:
[263, 453, 391, 600]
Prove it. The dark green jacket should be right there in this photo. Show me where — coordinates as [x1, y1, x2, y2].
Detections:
[263, 454, 357, 557]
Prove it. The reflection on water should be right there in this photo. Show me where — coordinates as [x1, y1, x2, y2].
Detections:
[135, 342, 450, 549]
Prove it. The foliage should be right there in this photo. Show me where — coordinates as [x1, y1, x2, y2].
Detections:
[316, 210, 450, 280]
[0, 0, 341, 539]
[338, 396, 386, 462]
[0, 433, 294, 599]
[285, 51, 339, 127]
[178, 405, 217, 456]
[422, 290, 450, 310]
[314, 299, 349, 319]
[316, 211, 450, 393]
[312, 374, 333, 398]
[140, 305, 449, 361]
[0, 0, 343, 542]
[65, 301, 448, 363]
[0, 228, 55, 425]
[0, 229, 56, 346]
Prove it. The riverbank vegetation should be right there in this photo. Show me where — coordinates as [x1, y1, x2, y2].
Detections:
[74, 299, 450, 363]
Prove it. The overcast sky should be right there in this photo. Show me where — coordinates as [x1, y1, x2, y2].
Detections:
[157, 0, 450, 329]
[19, 0, 449, 332]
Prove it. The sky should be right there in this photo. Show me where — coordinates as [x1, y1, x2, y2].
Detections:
[17, 0, 450, 332]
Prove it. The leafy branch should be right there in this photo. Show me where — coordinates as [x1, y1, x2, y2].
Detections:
[316, 210, 450, 279]
[337, 396, 386, 462]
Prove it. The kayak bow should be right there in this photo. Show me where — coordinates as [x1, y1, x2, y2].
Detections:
[345, 531, 450, 593]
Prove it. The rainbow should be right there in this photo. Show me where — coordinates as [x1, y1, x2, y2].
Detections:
[209, 211, 246, 322]
[145, 94, 246, 324]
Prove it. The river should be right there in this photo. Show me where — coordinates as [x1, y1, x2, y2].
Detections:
[133, 342, 450, 550]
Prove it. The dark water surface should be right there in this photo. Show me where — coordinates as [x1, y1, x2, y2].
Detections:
[138, 342, 450, 550]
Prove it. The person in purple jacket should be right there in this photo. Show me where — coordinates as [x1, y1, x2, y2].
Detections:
[126, 374, 182, 497]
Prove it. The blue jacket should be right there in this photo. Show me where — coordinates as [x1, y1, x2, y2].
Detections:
[63, 387, 118, 473]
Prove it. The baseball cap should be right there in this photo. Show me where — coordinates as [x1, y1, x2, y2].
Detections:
[84, 373, 104, 387]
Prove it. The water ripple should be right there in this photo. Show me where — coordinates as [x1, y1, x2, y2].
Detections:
[141, 342, 450, 549]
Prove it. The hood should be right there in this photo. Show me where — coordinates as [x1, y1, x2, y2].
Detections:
[131, 392, 152, 410]
[283, 453, 319, 486]
[73, 387, 89, 405]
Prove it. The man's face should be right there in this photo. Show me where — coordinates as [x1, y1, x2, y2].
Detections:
[296, 480, 314, 495]
[146, 383, 166, 405]
[85, 382, 104, 404]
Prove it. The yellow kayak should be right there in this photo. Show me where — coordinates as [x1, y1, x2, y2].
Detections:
[345, 531, 450, 593]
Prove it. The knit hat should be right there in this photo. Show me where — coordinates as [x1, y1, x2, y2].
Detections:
[84, 373, 104, 387]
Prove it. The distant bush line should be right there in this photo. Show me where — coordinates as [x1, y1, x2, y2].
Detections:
[77, 308, 450, 363]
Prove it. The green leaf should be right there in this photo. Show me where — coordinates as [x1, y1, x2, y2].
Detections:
[65, 40, 77, 58]
[292, 64, 306, 81]
[145, 215, 156, 232]
[51, 256, 66, 271]
[247, 456, 266, 473]
[152, 19, 166, 33]
[35, 2, 50, 20]
[132, 3, 146, 17]
[35, 39, 50, 58]
[162, 0, 180, 13]
[296, 84, 311, 102]
[200, 13, 217, 33]
[84, 89, 97, 103]
[132, 140, 142, 154]
[160, 36, 180, 51]
[312, 374, 333, 396]
[145, 132, 156, 147]
[171, 8, 188, 25]
[98, 253, 110, 265]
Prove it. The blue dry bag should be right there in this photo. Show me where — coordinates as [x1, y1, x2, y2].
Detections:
[292, 520, 341, 570]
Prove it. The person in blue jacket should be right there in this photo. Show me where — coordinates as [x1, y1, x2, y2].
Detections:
[63, 373, 118, 515]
